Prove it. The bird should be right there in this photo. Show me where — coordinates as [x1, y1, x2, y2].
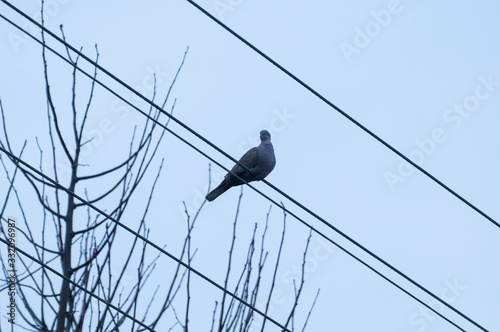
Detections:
[206, 130, 276, 202]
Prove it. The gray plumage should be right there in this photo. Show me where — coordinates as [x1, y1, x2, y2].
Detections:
[206, 130, 276, 202]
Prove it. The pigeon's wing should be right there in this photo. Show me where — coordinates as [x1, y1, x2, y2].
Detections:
[206, 148, 259, 201]
[229, 147, 259, 175]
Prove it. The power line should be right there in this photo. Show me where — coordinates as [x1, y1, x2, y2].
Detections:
[180, 0, 498, 229]
[0, 146, 470, 332]
[0, 58, 473, 332]
[0, 146, 292, 332]
[2, 0, 495, 230]
[0, 5, 487, 331]
[0, 237, 156, 332]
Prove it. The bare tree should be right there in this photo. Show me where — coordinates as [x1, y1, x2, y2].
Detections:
[0, 3, 318, 331]
[0, 7, 187, 328]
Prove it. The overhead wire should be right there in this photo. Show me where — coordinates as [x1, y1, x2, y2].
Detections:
[0, 237, 156, 332]
[180, 0, 498, 229]
[0, 3, 489, 331]
[0, 15, 482, 332]
[0, 147, 292, 332]
[0, 11, 292, 330]
[2, 0, 495, 230]
[0, 144, 471, 332]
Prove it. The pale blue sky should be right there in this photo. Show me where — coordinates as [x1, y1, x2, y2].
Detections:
[1, 1, 499, 331]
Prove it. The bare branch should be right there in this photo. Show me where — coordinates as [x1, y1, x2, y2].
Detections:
[284, 229, 313, 329]
[41, 10, 73, 165]
[161, 46, 189, 109]
[0, 98, 13, 152]
[260, 203, 287, 332]
[0, 140, 26, 220]
[77, 45, 99, 147]
[301, 289, 320, 332]
[219, 187, 244, 330]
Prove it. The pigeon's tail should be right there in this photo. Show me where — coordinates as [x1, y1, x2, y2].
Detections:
[205, 183, 230, 202]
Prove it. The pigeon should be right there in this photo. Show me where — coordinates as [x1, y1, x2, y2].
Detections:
[206, 130, 276, 202]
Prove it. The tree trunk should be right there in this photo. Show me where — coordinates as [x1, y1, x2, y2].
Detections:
[56, 165, 77, 332]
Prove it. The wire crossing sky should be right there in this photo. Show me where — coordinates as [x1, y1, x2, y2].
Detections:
[0, 145, 293, 331]
[0, 1, 498, 331]
[2, 0, 496, 231]
[0, 3, 490, 331]
[180, 0, 497, 229]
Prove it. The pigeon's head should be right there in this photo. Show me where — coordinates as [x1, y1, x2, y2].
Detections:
[260, 130, 271, 142]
